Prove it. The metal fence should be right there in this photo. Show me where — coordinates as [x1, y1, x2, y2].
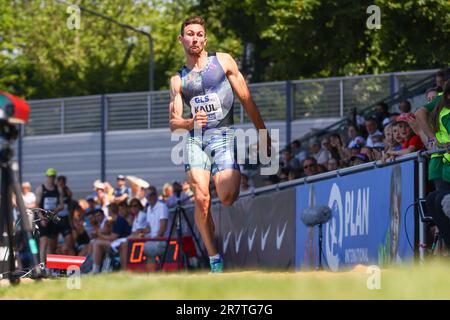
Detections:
[26, 69, 437, 137]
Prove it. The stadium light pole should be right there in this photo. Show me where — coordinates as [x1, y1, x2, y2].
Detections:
[56, 0, 155, 92]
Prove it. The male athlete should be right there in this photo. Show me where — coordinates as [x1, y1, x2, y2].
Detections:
[169, 16, 270, 272]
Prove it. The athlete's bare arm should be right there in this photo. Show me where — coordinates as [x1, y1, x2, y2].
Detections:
[169, 75, 207, 132]
[217, 52, 267, 131]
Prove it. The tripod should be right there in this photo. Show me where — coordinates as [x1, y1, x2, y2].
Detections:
[0, 122, 43, 284]
[159, 195, 208, 271]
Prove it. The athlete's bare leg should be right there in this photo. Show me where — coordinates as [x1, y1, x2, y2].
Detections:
[213, 169, 241, 205]
[187, 168, 218, 256]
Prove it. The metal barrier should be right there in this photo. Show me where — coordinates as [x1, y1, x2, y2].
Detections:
[26, 69, 437, 137]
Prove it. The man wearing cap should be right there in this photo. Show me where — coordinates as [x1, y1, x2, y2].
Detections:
[113, 175, 131, 205]
[35, 168, 64, 263]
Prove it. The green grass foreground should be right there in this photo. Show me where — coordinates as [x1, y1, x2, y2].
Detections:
[1, 261, 449, 300]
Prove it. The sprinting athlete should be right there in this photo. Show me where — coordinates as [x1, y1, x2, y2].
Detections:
[169, 16, 270, 272]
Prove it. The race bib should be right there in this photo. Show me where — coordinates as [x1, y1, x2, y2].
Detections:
[190, 93, 223, 122]
[43, 197, 58, 211]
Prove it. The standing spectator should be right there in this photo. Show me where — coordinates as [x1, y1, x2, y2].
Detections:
[35, 168, 64, 263]
[143, 186, 169, 263]
[346, 125, 365, 148]
[309, 140, 330, 165]
[166, 181, 190, 207]
[56, 175, 75, 255]
[365, 117, 383, 148]
[91, 203, 131, 274]
[113, 175, 131, 204]
[302, 157, 319, 177]
[399, 100, 412, 113]
[291, 140, 307, 162]
[21, 182, 36, 209]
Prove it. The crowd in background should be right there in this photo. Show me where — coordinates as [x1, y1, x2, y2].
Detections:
[17, 68, 450, 271]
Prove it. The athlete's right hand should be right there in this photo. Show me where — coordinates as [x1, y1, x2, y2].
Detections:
[193, 111, 208, 128]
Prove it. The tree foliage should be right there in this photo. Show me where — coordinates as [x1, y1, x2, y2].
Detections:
[0, 0, 449, 99]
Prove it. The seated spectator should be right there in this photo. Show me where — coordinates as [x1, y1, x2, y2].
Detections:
[365, 117, 383, 148]
[94, 207, 111, 236]
[182, 181, 194, 201]
[119, 198, 149, 270]
[91, 203, 131, 274]
[399, 100, 412, 113]
[118, 201, 129, 218]
[143, 187, 169, 264]
[350, 153, 369, 166]
[83, 209, 98, 239]
[113, 175, 131, 204]
[375, 102, 391, 128]
[327, 158, 340, 171]
[240, 173, 255, 192]
[291, 140, 307, 162]
[160, 183, 173, 203]
[346, 125, 366, 148]
[166, 181, 191, 207]
[94, 181, 110, 216]
[385, 113, 424, 158]
[281, 147, 301, 171]
[72, 205, 91, 256]
[288, 168, 302, 181]
[127, 176, 149, 208]
[309, 139, 330, 165]
[329, 133, 346, 162]
[302, 157, 319, 177]
[21, 181, 36, 209]
[279, 168, 289, 183]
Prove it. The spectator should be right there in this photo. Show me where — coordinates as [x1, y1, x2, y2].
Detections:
[385, 113, 424, 158]
[35, 168, 64, 263]
[119, 198, 149, 270]
[21, 181, 36, 209]
[375, 102, 391, 128]
[240, 173, 254, 192]
[309, 140, 330, 165]
[281, 147, 301, 171]
[56, 175, 75, 255]
[302, 157, 319, 177]
[160, 183, 173, 203]
[291, 140, 307, 162]
[436, 69, 447, 90]
[113, 175, 131, 204]
[91, 202, 131, 274]
[350, 153, 369, 166]
[329, 133, 346, 162]
[143, 186, 169, 264]
[127, 176, 149, 208]
[94, 181, 110, 216]
[182, 181, 194, 200]
[166, 181, 190, 207]
[94, 207, 111, 236]
[118, 201, 129, 218]
[327, 158, 340, 171]
[288, 168, 302, 181]
[399, 100, 412, 113]
[346, 125, 365, 148]
[426, 87, 439, 103]
[365, 117, 383, 148]
[71, 205, 91, 256]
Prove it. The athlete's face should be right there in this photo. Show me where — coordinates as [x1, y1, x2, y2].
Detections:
[179, 24, 207, 56]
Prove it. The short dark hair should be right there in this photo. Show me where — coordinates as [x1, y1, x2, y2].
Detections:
[57, 175, 66, 183]
[180, 16, 205, 36]
[376, 102, 389, 112]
